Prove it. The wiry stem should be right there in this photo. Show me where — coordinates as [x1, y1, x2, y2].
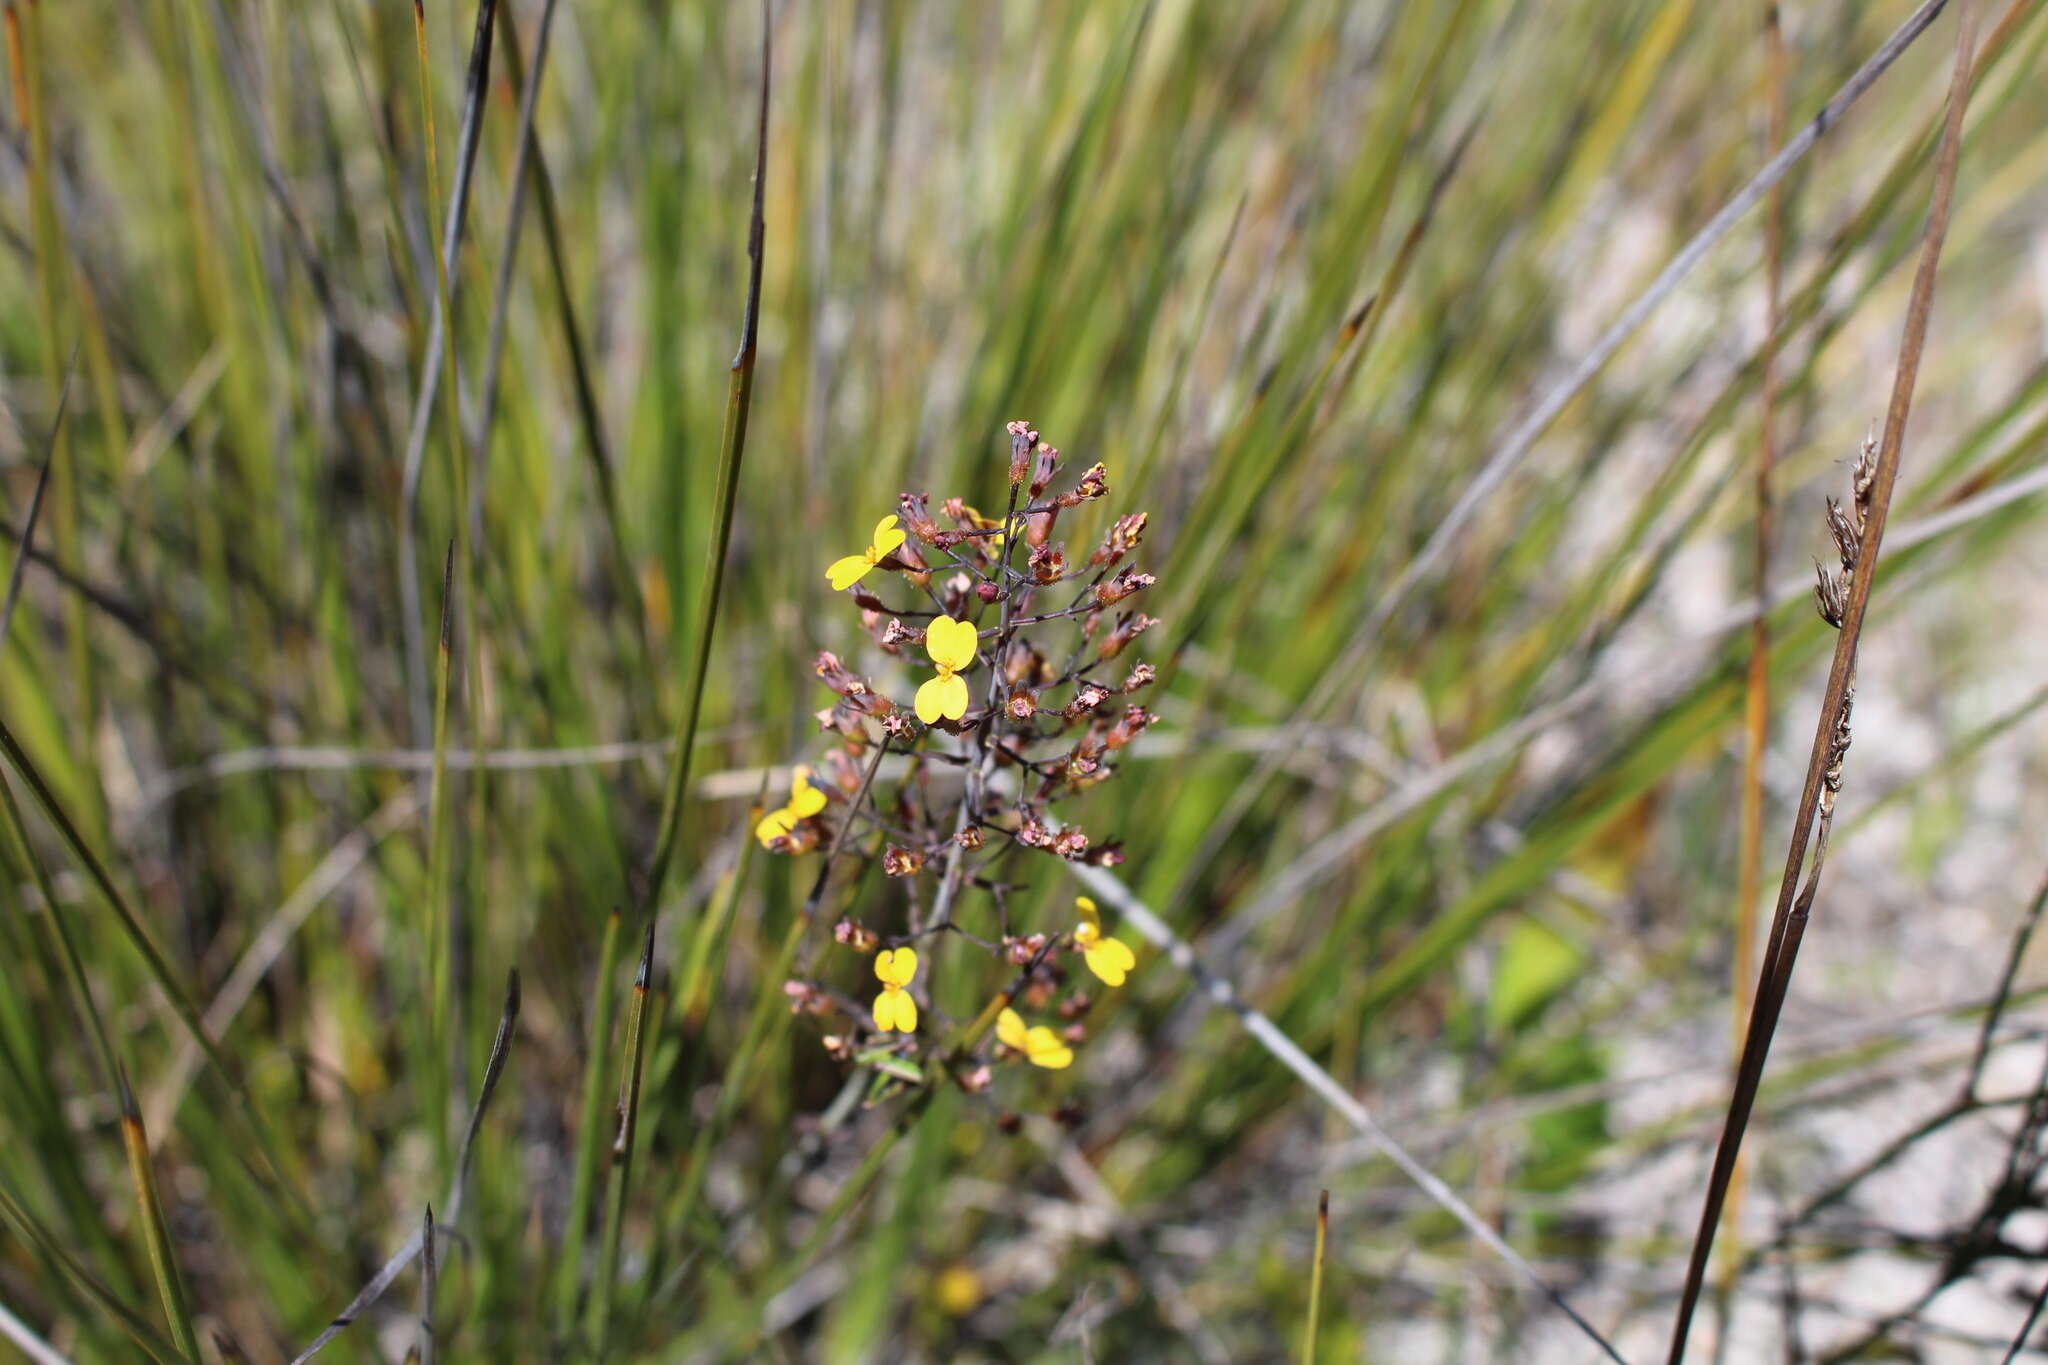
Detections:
[1665, 7, 1977, 1358]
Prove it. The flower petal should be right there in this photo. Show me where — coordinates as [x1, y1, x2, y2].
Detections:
[1025, 1027, 1073, 1070]
[996, 1007, 1027, 1050]
[788, 780, 827, 819]
[934, 671, 970, 721]
[875, 947, 917, 988]
[754, 806, 797, 848]
[1075, 896, 1102, 933]
[826, 554, 873, 591]
[873, 989, 905, 1033]
[925, 616, 978, 672]
[1086, 938, 1136, 987]
[914, 674, 948, 725]
[872, 517, 906, 558]
[891, 991, 918, 1033]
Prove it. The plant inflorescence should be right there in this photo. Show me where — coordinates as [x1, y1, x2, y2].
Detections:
[766, 423, 1152, 1089]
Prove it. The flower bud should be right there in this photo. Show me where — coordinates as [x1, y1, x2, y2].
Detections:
[1006, 420, 1038, 486]
[898, 492, 940, 543]
[1029, 441, 1062, 498]
[1097, 611, 1157, 662]
[1090, 512, 1146, 567]
[834, 919, 879, 952]
[1028, 541, 1066, 584]
[1092, 566, 1155, 607]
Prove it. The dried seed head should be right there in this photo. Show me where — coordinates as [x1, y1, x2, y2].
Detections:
[1813, 565, 1847, 629]
[1007, 691, 1038, 721]
[1825, 497, 1860, 571]
[955, 826, 984, 851]
[1852, 430, 1878, 505]
[1120, 662, 1156, 692]
[1053, 827, 1090, 860]
[834, 919, 879, 953]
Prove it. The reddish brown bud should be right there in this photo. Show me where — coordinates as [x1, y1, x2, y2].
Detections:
[1006, 420, 1039, 487]
[1065, 683, 1109, 717]
[1106, 705, 1155, 750]
[1093, 566, 1155, 607]
[1057, 463, 1110, 508]
[958, 1065, 993, 1094]
[1029, 442, 1062, 498]
[1056, 993, 1092, 1020]
[784, 980, 833, 1016]
[1090, 512, 1146, 566]
[1028, 541, 1066, 584]
[822, 1034, 854, 1061]
[882, 845, 925, 878]
[975, 581, 1003, 604]
[996, 1111, 1023, 1134]
[834, 919, 880, 953]
[1097, 612, 1157, 662]
[899, 492, 940, 543]
[1004, 933, 1048, 965]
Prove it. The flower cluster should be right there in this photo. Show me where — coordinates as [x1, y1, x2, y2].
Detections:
[768, 422, 1153, 1096]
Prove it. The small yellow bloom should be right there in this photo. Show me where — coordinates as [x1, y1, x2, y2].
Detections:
[1073, 896, 1137, 987]
[872, 947, 919, 1033]
[914, 616, 979, 724]
[996, 1006, 1073, 1070]
[826, 515, 907, 591]
[935, 1264, 983, 1316]
[754, 766, 830, 847]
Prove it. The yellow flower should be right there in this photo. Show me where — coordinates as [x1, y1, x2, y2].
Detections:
[996, 1007, 1073, 1069]
[754, 766, 829, 847]
[872, 947, 919, 1033]
[914, 616, 979, 724]
[1073, 896, 1136, 987]
[826, 514, 907, 591]
[935, 1264, 983, 1317]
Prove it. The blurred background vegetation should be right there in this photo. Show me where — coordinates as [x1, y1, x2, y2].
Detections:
[2, 0, 2047, 1360]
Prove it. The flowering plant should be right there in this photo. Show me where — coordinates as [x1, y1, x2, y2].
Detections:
[767, 422, 1150, 1093]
